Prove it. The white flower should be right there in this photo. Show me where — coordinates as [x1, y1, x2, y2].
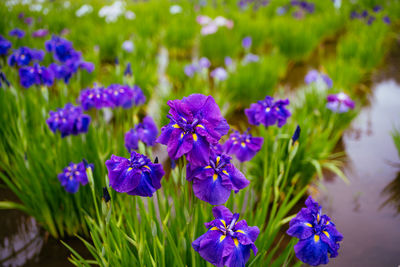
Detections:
[99, 1, 125, 23]
[169, 5, 182, 14]
[125, 10, 136, 20]
[76, 4, 93, 17]
[122, 40, 134, 52]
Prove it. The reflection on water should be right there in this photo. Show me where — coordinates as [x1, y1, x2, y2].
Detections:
[381, 170, 400, 215]
[318, 79, 400, 267]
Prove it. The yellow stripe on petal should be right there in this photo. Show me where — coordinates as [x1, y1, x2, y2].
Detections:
[317, 214, 320, 222]
[213, 173, 218, 182]
[216, 156, 220, 165]
[143, 165, 150, 170]
[180, 132, 184, 139]
[196, 124, 205, 129]
[222, 170, 228, 176]
[233, 238, 239, 247]
[305, 223, 312, 227]
[220, 220, 226, 228]
[128, 167, 133, 171]
[219, 235, 226, 242]
[173, 124, 180, 128]
[314, 235, 320, 242]
[192, 133, 198, 142]
[323, 231, 330, 238]
[236, 230, 245, 234]
[241, 142, 246, 147]
[204, 166, 212, 169]
[210, 227, 218, 231]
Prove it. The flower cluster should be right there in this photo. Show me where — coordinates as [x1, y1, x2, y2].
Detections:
[124, 116, 158, 152]
[287, 196, 343, 266]
[19, 63, 54, 88]
[187, 151, 249, 205]
[106, 151, 164, 197]
[184, 57, 211, 77]
[223, 129, 264, 162]
[197, 15, 234, 35]
[46, 103, 91, 138]
[45, 35, 94, 83]
[0, 35, 12, 56]
[351, 6, 391, 25]
[326, 92, 355, 113]
[193, 206, 259, 267]
[305, 69, 333, 89]
[291, 0, 315, 14]
[79, 84, 146, 110]
[157, 94, 229, 165]
[9, 28, 25, 39]
[245, 96, 291, 128]
[58, 161, 93, 193]
[8, 47, 45, 67]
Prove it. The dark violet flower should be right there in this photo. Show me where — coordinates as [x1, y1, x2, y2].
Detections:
[19, 63, 54, 88]
[211, 67, 228, 81]
[224, 130, 263, 162]
[8, 47, 45, 67]
[32, 29, 49, 38]
[199, 57, 211, 69]
[124, 62, 132, 76]
[301, 1, 314, 13]
[367, 16, 375, 25]
[132, 85, 146, 106]
[46, 103, 91, 138]
[157, 94, 229, 165]
[287, 196, 343, 266]
[45, 35, 80, 63]
[125, 116, 159, 152]
[326, 92, 355, 113]
[105, 151, 165, 197]
[383, 16, 391, 24]
[373, 5, 382, 12]
[304, 69, 332, 89]
[9, 28, 25, 39]
[0, 35, 12, 56]
[361, 10, 368, 18]
[292, 125, 301, 145]
[192, 206, 259, 267]
[187, 150, 249, 204]
[58, 161, 93, 193]
[242, 36, 252, 49]
[79, 86, 109, 110]
[103, 187, 111, 202]
[350, 11, 359, 19]
[245, 96, 291, 128]
[24, 17, 33, 25]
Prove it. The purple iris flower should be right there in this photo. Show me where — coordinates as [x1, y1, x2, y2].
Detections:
[124, 62, 132, 76]
[287, 196, 343, 266]
[224, 56, 233, 67]
[0, 35, 12, 56]
[350, 11, 359, 19]
[383, 16, 391, 24]
[304, 70, 333, 89]
[192, 206, 259, 267]
[9, 28, 25, 39]
[24, 17, 33, 25]
[373, 5, 382, 12]
[184, 64, 198, 77]
[105, 151, 164, 197]
[361, 10, 368, 18]
[367, 16, 375, 25]
[242, 36, 252, 49]
[58, 161, 93, 193]
[125, 116, 159, 151]
[132, 85, 146, 106]
[45, 35, 80, 63]
[245, 96, 291, 128]
[326, 92, 355, 113]
[187, 150, 249, 205]
[157, 94, 229, 165]
[199, 57, 211, 69]
[210, 67, 228, 81]
[46, 103, 91, 138]
[79, 86, 109, 110]
[292, 125, 301, 144]
[19, 63, 54, 88]
[32, 29, 49, 38]
[300, 1, 314, 13]
[8, 47, 45, 67]
[243, 53, 259, 63]
[223, 130, 263, 162]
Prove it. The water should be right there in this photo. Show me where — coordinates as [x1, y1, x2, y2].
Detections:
[318, 79, 400, 266]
